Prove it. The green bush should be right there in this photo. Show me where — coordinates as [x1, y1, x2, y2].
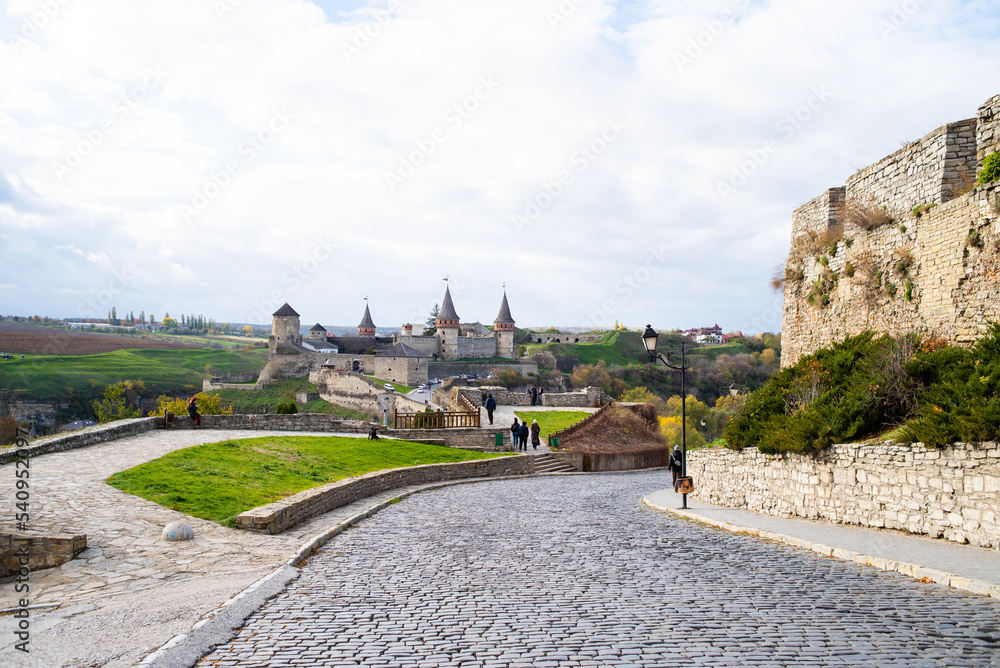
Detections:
[978, 152, 1000, 185]
[275, 401, 298, 414]
[724, 326, 1000, 452]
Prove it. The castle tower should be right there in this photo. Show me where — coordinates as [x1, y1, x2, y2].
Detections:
[493, 291, 516, 359]
[270, 303, 301, 354]
[436, 285, 460, 359]
[401, 323, 413, 336]
[308, 323, 327, 340]
[358, 304, 376, 337]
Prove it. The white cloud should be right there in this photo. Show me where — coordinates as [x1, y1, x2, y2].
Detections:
[0, 0, 998, 331]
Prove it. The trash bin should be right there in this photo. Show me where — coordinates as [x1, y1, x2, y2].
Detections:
[550, 437, 560, 448]
[494, 433, 504, 447]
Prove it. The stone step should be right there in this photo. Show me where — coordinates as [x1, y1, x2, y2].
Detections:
[533, 454, 577, 474]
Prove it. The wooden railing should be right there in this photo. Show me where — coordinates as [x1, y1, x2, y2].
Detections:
[393, 408, 481, 429]
[459, 393, 480, 414]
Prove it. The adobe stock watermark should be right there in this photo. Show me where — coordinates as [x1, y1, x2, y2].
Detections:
[583, 245, 671, 329]
[179, 107, 294, 222]
[77, 267, 136, 320]
[214, 0, 244, 20]
[511, 117, 627, 232]
[716, 85, 833, 201]
[6, 0, 72, 53]
[383, 77, 500, 192]
[740, 294, 784, 335]
[341, 0, 406, 63]
[245, 235, 340, 324]
[673, 0, 750, 73]
[546, 0, 586, 31]
[52, 66, 167, 181]
[878, 0, 928, 40]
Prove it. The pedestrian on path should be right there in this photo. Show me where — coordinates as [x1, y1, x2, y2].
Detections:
[530, 419, 540, 450]
[511, 418, 520, 449]
[530, 386, 538, 406]
[485, 393, 497, 425]
[669, 445, 683, 491]
[188, 397, 201, 427]
[518, 421, 529, 451]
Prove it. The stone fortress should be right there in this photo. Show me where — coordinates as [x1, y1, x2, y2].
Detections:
[257, 285, 530, 387]
[781, 93, 1000, 367]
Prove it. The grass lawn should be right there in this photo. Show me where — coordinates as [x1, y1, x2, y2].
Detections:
[363, 374, 416, 393]
[0, 348, 268, 400]
[211, 377, 369, 420]
[107, 435, 507, 526]
[514, 410, 591, 440]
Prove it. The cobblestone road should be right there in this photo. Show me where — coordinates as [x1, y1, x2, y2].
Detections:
[199, 473, 1000, 667]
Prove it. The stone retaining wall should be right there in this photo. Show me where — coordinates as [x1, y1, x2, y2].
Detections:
[235, 456, 534, 534]
[0, 532, 88, 577]
[687, 442, 1000, 549]
[0, 417, 159, 466]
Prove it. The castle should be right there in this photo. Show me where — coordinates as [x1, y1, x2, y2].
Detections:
[257, 285, 523, 386]
[781, 93, 1000, 367]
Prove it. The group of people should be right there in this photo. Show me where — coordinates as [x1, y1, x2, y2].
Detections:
[527, 386, 544, 406]
[510, 417, 540, 451]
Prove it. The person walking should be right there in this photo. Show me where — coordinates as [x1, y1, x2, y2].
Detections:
[485, 393, 497, 425]
[511, 418, 520, 449]
[518, 421, 529, 452]
[669, 445, 683, 491]
[530, 386, 538, 406]
[188, 397, 201, 427]
[530, 419, 541, 450]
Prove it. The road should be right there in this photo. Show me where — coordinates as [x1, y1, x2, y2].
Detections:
[197, 472, 1000, 667]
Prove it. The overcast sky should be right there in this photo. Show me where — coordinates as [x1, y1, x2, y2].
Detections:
[1, 0, 998, 332]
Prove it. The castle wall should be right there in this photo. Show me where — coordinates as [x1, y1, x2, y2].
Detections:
[782, 181, 1000, 367]
[456, 336, 498, 359]
[258, 351, 428, 387]
[845, 119, 977, 215]
[792, 187, 845, 238]
[978, 94, 1000, 164]
[394, 335, 439, 356]
[311, 369, 426, 415]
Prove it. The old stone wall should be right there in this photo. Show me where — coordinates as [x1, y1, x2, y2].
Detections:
[0, 417, 158, 465]
[687, 442, 1000, 549]
[456, 336, 498, 358]
[235, 455, 533, 534]
[427, 361, 538, 379]
[542, 387, 605, 407]
[782, 181, 1000, 366]
[1, 532, 87, 577]
[977, 94, 1000, 163]
[792, 187, 845, 238]
[310, 369, 426, 415]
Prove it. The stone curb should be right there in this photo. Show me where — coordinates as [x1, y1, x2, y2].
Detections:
[642, 497, 1000, 601]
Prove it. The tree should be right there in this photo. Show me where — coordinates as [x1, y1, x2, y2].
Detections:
[151, 392, 233, 417]
[424, 303, 439, 335]
[621, 386, 658, 404]
[93, 381, 142, 423]
[162, 315, 178, 330]
[241, 325, 253, 337]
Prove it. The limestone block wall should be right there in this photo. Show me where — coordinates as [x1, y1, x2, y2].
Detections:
[1, 532, 87, 577]
[456, 336, 498, 358]
[0, 417, 158, 465]
[427, 361, 538, 379]
[782, 181, 1000, 366]
[235, 455, 533, 534]
[792, 187, 845, 238]
[687, 442, 1000, 549]
[846, 119, 978, 214]
[978, 94, 1000, 163]
[542, 387, 605, 407]
[393, 335, 439, 356]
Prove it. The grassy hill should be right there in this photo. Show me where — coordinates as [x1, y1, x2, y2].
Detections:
[211, 377, 369, 419]
[0, 348, 268, 400]
[524, 330, 710, 367]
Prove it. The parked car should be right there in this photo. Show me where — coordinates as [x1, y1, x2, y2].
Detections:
[417, 384, 427, 391]
[383, 383, 395, 392]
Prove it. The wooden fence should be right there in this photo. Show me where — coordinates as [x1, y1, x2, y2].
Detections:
[393, 406, 481, 429]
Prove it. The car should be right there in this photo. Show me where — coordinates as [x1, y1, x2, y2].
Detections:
[383, 383, 395, 392]
[417, 384, 427, 391]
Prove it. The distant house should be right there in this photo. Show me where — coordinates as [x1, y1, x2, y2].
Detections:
[683, 324, 723, 344]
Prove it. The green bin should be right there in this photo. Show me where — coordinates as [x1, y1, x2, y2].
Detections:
[550, 437, 559, 448]
[495, 432, 504, 446]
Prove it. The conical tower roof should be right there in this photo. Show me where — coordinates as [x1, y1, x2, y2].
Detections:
[494, 292, 515, 325]
[358, 304, 376, 330]
[438, 285, 460, 321]
[273, 303, 299, 317]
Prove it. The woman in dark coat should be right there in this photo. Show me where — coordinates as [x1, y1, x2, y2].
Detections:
[188, 397, 201, 427]
[518, 421, 530, 451]
[530, 419, 541, 449]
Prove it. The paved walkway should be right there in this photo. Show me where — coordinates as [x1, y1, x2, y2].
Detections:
[0, 429, 511, 668]
[644, 490, 1000, 593]
[197, 473, 1000, 667]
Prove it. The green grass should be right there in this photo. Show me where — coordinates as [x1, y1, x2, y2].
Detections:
[107, 435, 508, 526]
[522, 330, 703, 367]
[514, 410, 591, 440]
[212, 377, 369, 420]
[363, 375, 416, 393]
[0, 348, 268, 400]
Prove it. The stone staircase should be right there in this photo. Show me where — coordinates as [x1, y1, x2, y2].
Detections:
[533, 453, 577, 474]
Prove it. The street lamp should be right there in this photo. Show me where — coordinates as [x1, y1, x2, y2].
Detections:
[642, 325, 692, 509]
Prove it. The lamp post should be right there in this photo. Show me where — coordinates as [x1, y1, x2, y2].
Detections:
[642, 325, 691, 509]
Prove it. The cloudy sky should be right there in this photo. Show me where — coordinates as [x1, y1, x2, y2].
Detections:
[1, 0, 998, 332]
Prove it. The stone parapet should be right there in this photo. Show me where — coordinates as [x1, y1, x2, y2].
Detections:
[235, 456, 534, 534]
[687, 442, 1000, 549]
[0, 417, 159, 465]
[0, 532, 88, 576]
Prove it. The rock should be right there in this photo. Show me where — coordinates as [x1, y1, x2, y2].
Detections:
[162, 522, 194, 541]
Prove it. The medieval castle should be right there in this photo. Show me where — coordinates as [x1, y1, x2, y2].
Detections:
[257, 285, 523, 386]
[781, 93, 1000, 366]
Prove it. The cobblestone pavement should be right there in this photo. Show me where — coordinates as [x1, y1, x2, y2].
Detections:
[198, 472, 1000, 667]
